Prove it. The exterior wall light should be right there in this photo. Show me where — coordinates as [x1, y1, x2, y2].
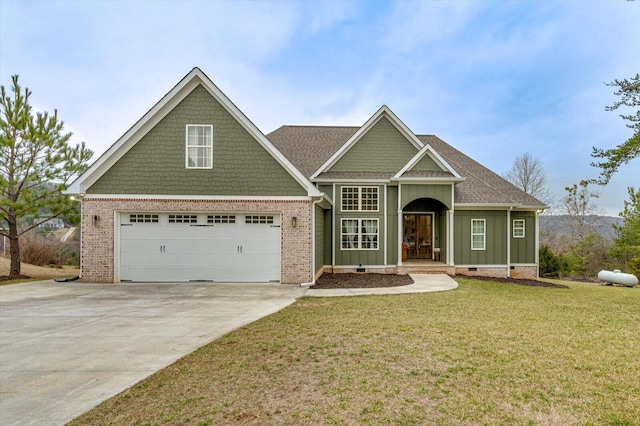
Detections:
[292, 216, 297, 227]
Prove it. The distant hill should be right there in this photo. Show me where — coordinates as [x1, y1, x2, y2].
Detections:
[540, 215, 623, 241]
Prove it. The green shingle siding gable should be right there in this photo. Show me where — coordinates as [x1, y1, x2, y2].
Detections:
[88, 85, 306, 196]
[328, 117, 418, 173]
[410, 154, 444, 172]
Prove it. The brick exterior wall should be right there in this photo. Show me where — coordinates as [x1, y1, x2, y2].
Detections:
[455, 265, 538, 280]
[509, 265, 538, 280]
[455, 267, 508, 279]
[80, 197, 312, 284]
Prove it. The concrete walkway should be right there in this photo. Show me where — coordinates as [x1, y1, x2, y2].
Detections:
[307, 274, 458, 297]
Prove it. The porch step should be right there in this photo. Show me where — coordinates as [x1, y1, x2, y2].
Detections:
[398, 264, 456, 275]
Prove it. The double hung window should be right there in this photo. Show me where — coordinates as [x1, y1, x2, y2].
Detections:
[471, 219, 486, 250]
[513, 219, 525, 238]
[341, 218, 378, 250]
[186, 125, 213, 169]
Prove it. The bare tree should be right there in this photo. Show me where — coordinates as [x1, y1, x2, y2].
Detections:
[502, 153, 553, 206]
[562, 181, 600, 246]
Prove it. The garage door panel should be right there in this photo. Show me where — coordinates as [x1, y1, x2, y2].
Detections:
[119, 213, 281, 282]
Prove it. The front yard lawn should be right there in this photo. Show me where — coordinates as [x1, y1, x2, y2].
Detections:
[70, 278, 639, 425]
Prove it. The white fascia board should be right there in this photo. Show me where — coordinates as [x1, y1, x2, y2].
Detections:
[520, 204, 549, 211]
[311, 178, 391, 184]
[454, 203, 521, 210]
[82, 194, 314, 201]
[390, 177, 466, 184]
[394, 144, 463, 179]
[310, 105, 424, 179]
[321, 192, 334, 206]
[67, 68, 319, 197]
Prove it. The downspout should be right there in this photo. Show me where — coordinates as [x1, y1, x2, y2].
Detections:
[300, 195, 325, 287]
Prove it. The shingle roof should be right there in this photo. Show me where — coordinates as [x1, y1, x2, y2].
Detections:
[267, 126, 359, 179]
[267, 126, 546, 208]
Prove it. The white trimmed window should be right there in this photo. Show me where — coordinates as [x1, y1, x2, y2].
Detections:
[341, 218, 378, 250]
[471, 219, 486, 250]
[513, 219, 525, 238]
[341, 186, 379, 211]
[186, 125, 213, 169]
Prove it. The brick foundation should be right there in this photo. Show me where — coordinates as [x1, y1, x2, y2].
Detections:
[80, 197, 312, 284]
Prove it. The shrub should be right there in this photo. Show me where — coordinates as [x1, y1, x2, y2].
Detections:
[19, 232, 79, 267]
[539, 245, 560, 278]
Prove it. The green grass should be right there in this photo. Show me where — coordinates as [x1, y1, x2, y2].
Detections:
[69, 279, 640, 425]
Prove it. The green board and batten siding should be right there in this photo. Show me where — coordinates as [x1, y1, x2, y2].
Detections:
[511, 211, 537, 264]
[328, 117, 418, 173]
[454, 210, 507, 265]
[386, 186, 399, 265]
[334, 184, 386, 266]
[87, 85, 306, 196]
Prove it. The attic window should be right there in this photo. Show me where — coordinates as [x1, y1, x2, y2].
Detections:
[186, 125, 213, 169]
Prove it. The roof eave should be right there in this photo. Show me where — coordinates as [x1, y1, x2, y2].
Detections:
[311, 178, 391, 183]
[391, 177, 466, 184]
[455, 203, 547, 211]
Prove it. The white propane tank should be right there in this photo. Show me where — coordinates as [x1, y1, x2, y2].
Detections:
[597, 270, 639, 287]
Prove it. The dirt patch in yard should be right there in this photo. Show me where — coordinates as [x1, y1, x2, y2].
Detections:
[311, 273, 414, 289]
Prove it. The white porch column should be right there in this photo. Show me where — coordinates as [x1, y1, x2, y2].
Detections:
[397, 184, 402, 266]
[447, 209, 454, 265]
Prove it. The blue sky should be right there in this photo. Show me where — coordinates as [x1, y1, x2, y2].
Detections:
[1, 0, 638, 215]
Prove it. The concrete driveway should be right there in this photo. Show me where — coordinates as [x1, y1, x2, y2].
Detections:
[0, 280, 307, 426]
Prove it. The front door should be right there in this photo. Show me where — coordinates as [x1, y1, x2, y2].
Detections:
[403, 214, 433, 259]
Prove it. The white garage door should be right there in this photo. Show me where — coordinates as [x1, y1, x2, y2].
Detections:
[119, 213, 281, 282]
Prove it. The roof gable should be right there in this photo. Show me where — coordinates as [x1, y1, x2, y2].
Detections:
[67, 68, 319, 197]
[311, 106, 423, 179]
[394, 143, 464, 181]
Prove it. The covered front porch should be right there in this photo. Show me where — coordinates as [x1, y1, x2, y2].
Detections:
[398, 191, 453, 267]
